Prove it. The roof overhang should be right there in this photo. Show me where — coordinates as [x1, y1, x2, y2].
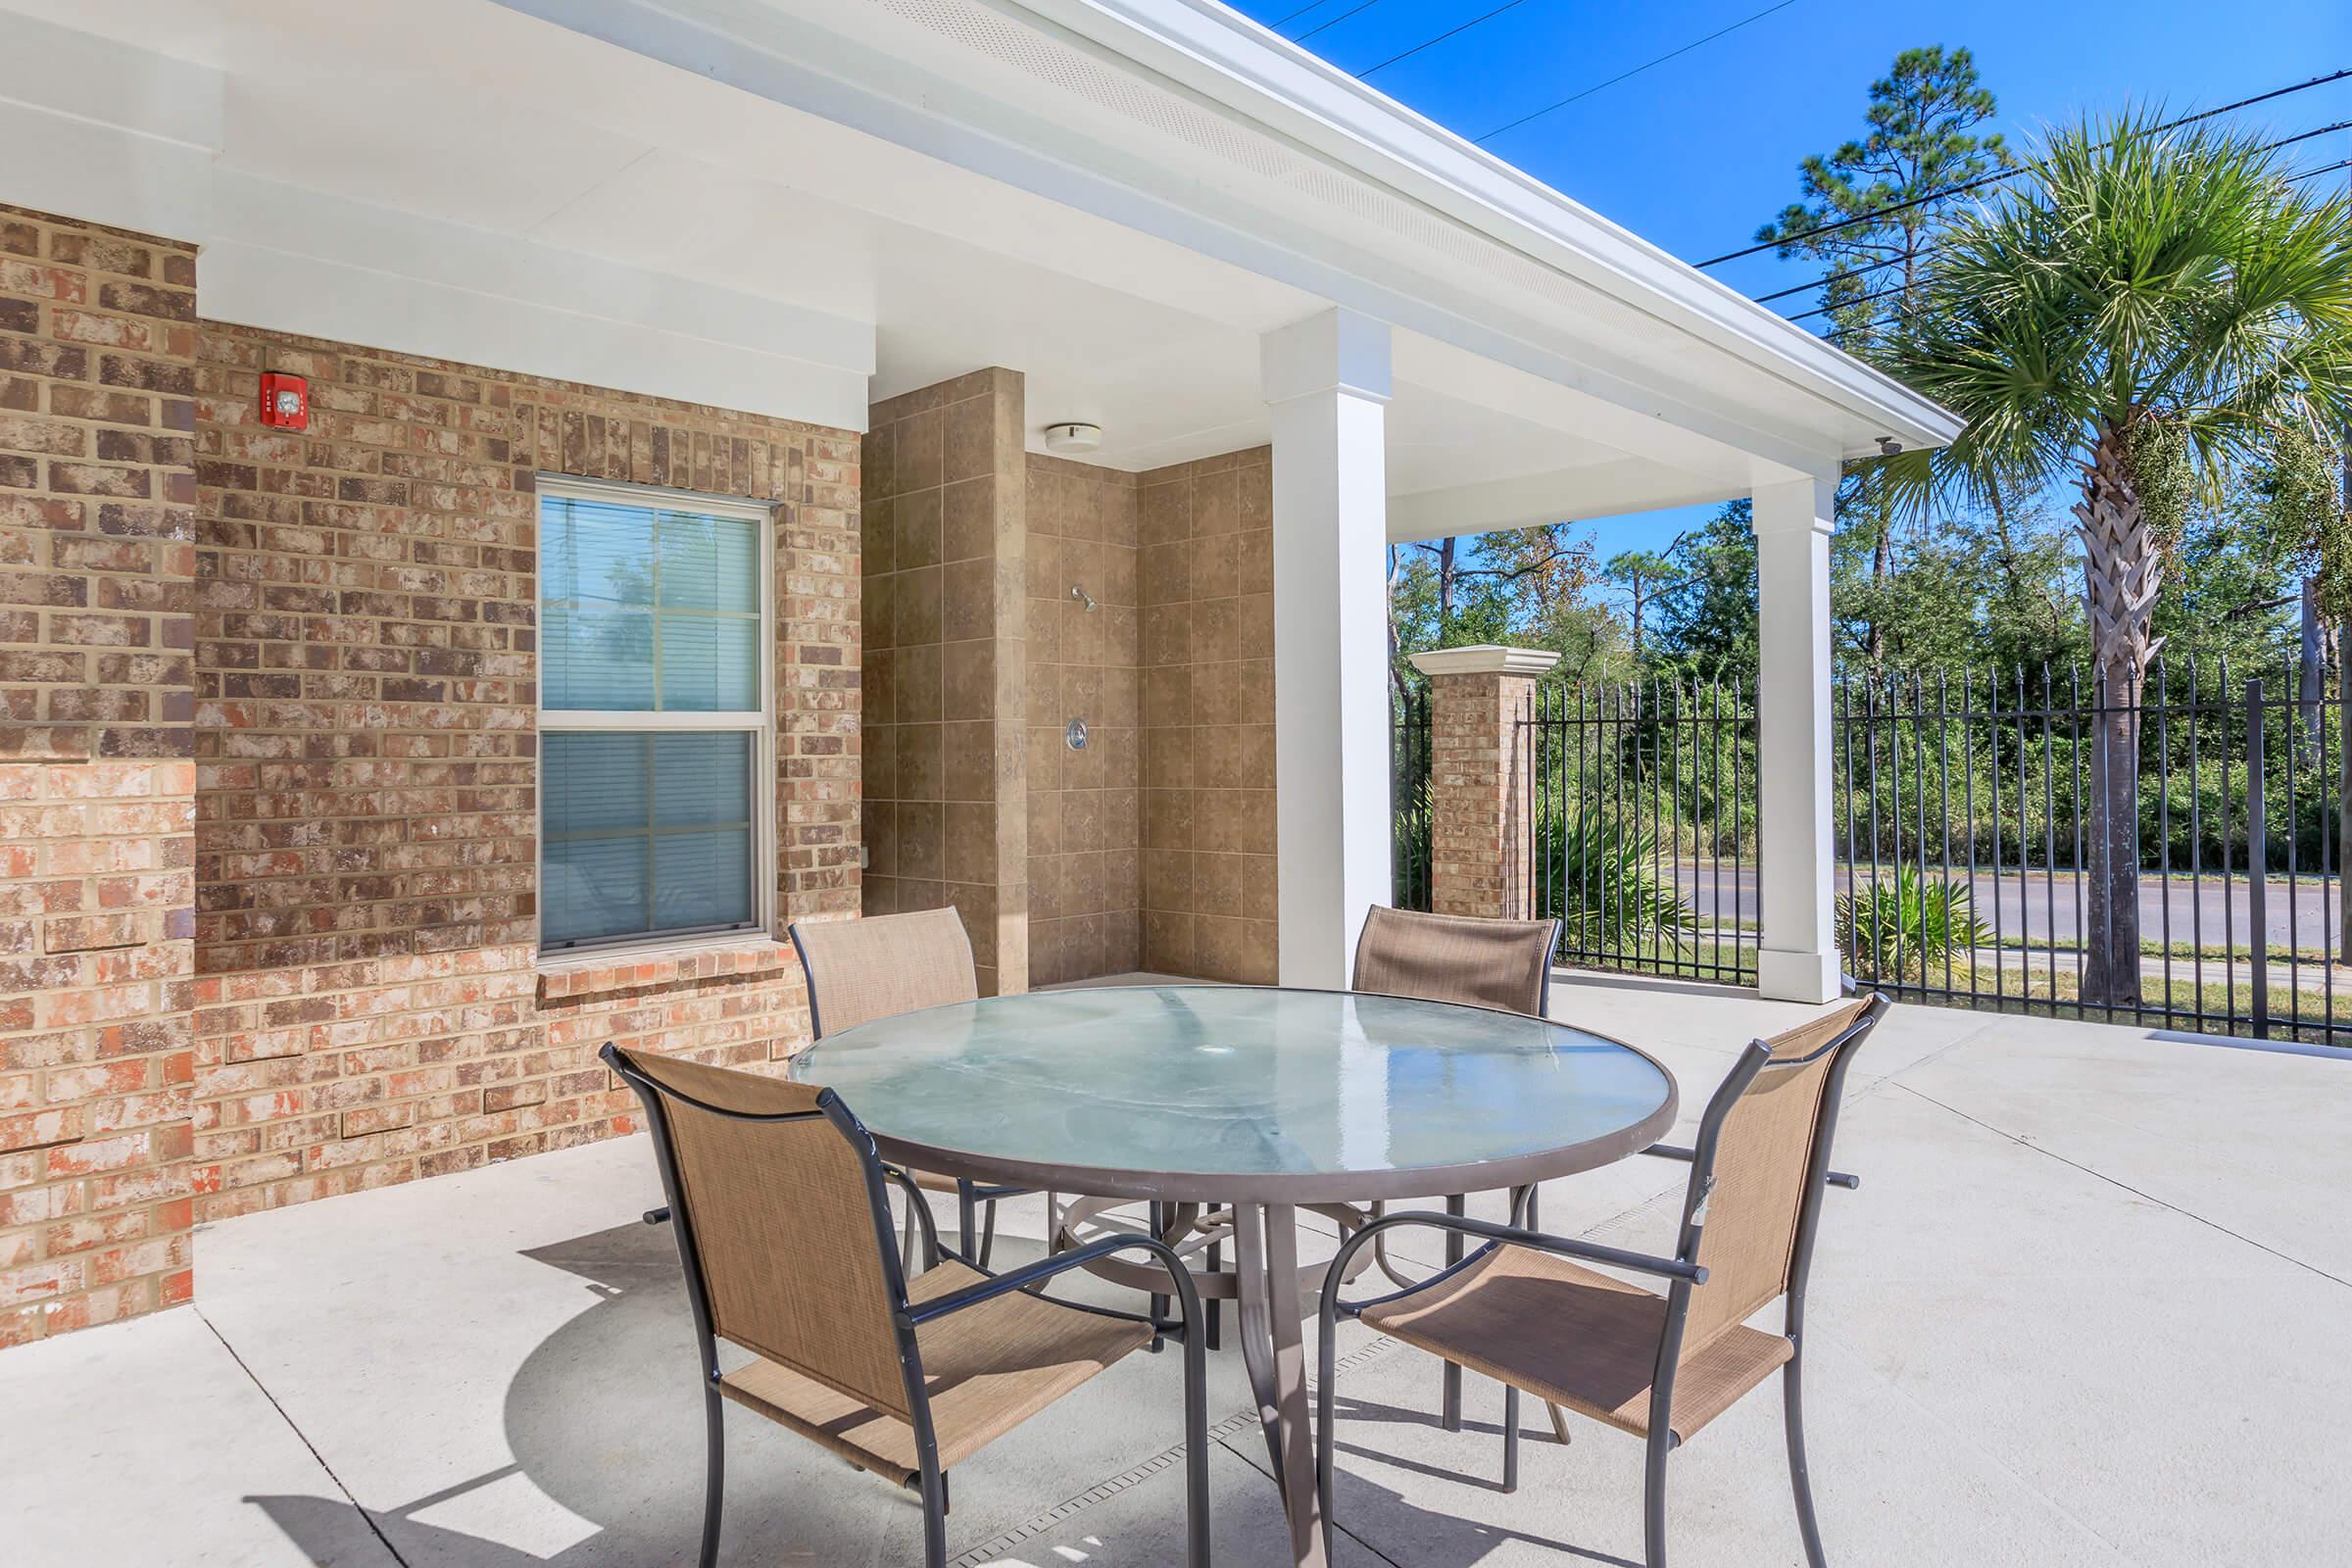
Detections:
[496, 0, 1960, 472]
[1029, 0, 1965, 456]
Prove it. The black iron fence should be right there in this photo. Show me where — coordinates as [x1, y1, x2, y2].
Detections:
[1392, 683, 1433, 911]
[1521, 678, 1759, 986]
[1835, 658, 2349, 1046]
[1379, 656, 2352, 1047]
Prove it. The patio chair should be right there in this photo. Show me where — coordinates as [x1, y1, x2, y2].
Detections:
[1348, 905, 1563, 1431]
[1350, 906, 1562, 1017]
[789, 908, 1025, 1265]
[1315, 993, 1888, 1568]
[603, 1042, 1209, 1568]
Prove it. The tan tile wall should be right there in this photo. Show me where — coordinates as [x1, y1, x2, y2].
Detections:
[0, 207, 199, 1347]
[1137, 449, 1277, 983]
[191, 324, 860, 1219]
[860, 370, 1027, 994]
[1024, 454, 1140, 985]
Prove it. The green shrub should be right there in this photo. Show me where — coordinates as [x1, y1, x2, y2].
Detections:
[1536, 808, 1699, 951]
[1838, 865, 1988, 981]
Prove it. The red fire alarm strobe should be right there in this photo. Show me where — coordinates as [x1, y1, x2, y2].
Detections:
[259, 371, 309, 430]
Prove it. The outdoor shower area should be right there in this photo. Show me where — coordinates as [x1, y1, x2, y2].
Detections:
[1394, 652, 2352, 1046]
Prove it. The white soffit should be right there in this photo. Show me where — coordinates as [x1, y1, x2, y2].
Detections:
[0, 4, 876, 431]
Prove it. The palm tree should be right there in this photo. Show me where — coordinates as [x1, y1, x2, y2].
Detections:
[1888, 112, 2352, 1005]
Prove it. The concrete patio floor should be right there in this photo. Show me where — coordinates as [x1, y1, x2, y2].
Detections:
[8, 975, 2350, 1567]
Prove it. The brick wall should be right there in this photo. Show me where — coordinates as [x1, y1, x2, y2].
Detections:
[1025, 454, 1140, 985]
[191, 323, 859, 1220]
[1138, 450, 1278, 983]
[0, 208, 198, 1346]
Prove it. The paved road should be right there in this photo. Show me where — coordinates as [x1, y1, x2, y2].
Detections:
[1663, 859, 2343, 951]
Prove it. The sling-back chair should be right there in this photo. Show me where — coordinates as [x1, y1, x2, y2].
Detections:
[790, 908, 1025, 1264]
[1317, 994, 1888, 1568]
[605, 1042, 1210, 1568]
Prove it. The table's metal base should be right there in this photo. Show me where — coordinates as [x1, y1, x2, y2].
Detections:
[1052, 1197, 1343, 1568]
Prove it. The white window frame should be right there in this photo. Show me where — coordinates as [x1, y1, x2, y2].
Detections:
[535, 472, 776, 958]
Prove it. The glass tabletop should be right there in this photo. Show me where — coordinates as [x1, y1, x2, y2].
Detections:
[792, 985, 1679, 1203]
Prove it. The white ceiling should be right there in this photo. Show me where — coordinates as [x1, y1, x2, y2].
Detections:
[5, 0, 1726, 528]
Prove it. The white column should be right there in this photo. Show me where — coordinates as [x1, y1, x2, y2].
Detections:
[1752, 474, 1841, 1004]
[1263, 310, 1393, 989]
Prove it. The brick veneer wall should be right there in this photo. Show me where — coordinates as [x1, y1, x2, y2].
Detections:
[859, 370, 1027, 994]
[1138, 449, 1277, 983]
[1025, 454, 1140, 985]
[0, 209, 199, 1346]
[191, 323, 859, 1219]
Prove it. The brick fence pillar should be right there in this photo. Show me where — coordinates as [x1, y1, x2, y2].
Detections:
[1408, 645, 1559, 920]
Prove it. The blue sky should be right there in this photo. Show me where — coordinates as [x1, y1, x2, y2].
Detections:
[1222, 0, 2352, 595]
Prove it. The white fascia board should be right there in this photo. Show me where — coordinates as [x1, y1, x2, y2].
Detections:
[1386, 458, 1746, 544]
[0, 12, 219, 244]
[206, 173, 875, 432]
[1010, 0, 1963, 452]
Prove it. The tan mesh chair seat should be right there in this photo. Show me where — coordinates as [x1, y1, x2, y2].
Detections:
[719, 1258, 1152, 1485]
[1361, 1246, 1792, 1443]
[1351, 906, 1557, 1016]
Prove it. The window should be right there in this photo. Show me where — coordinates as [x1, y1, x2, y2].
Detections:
[538, 476, 770, 953]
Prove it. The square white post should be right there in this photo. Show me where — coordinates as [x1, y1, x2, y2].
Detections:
[1263, 310, 1393, 988]
[1752, 474, 1841, 1003]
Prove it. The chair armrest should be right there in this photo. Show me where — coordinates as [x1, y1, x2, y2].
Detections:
[1322, 1208, 1703, 1322]
[905, 1235, 1202, 1332]
[879, 1164, 944, 1268]
[1643, 1142, 1859, 1191]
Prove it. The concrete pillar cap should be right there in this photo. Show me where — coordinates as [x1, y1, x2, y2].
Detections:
[1406, 644, 1561, 677]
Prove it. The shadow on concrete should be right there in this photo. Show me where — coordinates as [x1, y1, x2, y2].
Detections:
[246, 1217, 1641, 1567]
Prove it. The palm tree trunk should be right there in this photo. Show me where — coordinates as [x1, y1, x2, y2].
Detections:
[2077, 427, 2157, 1007]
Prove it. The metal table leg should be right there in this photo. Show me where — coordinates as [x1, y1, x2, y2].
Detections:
[1234, 1201, 1327, 1568]
[1441, 1193, 1465, 1431]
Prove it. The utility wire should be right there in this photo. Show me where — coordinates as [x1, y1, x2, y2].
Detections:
[1754, 116, 2352, 308]
[1359, 0, 1543, 78]
[1296, 0, 1388, 44]
[1699, 68, 2352, 270]
[1475, 0, 1802, 144]
[1813, 150, 2352, 343]
[1272, 0, 1347, 24]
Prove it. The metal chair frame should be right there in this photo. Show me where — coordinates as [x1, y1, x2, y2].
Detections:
[605, 1043, 1211, 1568]
[1315, 994, 1887, 1568]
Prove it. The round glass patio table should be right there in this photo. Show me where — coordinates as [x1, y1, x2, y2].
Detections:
[792, 983, 1679, 1568]
[791, 983, 1678, 1203]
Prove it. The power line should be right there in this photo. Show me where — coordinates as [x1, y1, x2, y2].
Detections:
[1474, 0, 1802, 144]
[1272, 0, 1346, 24]
[1811, 149, 2352, 343]
[1360, 0, 1542, 78]
[1295, 0, 1387, 44]
[1750, 116, 2352, 309]
[1697, 68, 2352, 270]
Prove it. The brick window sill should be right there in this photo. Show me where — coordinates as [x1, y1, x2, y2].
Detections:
[536, 935, 799, 1002]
